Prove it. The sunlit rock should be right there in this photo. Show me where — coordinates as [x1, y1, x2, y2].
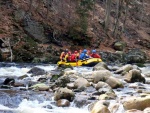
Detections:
[56, 99, 70, 107]
[91, 101, 110, 113]
[106, 76, 124, 89]
[114, 64, 133, 75]
[93, 62, 109, 71]
[124, 69, 145, 83]
[74, 77, 90, 89]
[92, 70, 112, 83]
[123, 96, 150, 110]
[30, 83, 49, 91]
[54, 87, 75, 101]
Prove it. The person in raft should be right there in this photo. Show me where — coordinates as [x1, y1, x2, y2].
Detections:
[90, 49, 101, 58]
[79, 49, 90, 60]
[60, 49, 69, 62]
[70, 51, 79, 62]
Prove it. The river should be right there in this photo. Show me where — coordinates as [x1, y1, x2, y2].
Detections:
[0, 62, 149, 113]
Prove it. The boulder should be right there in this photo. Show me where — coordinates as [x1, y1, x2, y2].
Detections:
[124, 69, 146, 83]
[95, 81, 112, 90]
[67, 83, 75, 89]
[27, 67, 46, 76]
[92, 70, 112, 83]
[93, 62, 109, 71]
[123, 96, 150, 110]
[114, 64, 133, 74]
[3, 78, 15, 86]
[91, 101, 110, 113]
[55, 75, 70, 87]
[106, 76, 124, 89]
[126, 49, 147, 63]
[74, 77, 90, 89]
[54, 87, 75, 101]
[56, 99, 70, 107]
[30, 83, 49, 91]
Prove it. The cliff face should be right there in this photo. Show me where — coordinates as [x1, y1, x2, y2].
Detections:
[0, 0, 150, 63]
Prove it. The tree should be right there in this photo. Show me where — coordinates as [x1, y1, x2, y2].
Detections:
[105, 0, 111, 31]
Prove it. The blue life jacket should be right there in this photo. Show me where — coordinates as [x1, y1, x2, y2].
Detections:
[79, 52, 89, 60]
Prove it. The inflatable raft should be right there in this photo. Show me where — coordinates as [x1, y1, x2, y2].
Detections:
[57, 58, 102, 67]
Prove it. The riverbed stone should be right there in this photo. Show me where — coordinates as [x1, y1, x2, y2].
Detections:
[55, 75, 70, 87]
[114, 41, 126, 51]
[54, 87, 75, 101]
[124, 69, 146, 83]
[125, 109, 143, 113]
[3, 78, 15, 86]
[123, 96, 150, 110]
[95, 81, 112, 90]
[74, 77, 90, 89]
[106, 76, 124, 89]
[93, 62, 109, 71]
[28, 67, 46, 76]
[92, 70, 112, 83]
[91, 101, 111, 113]
[30, 83, 49, 91]
[56, 99, 70, 107]
[114, 64, 133, 75]
[67, 83, 75, 89]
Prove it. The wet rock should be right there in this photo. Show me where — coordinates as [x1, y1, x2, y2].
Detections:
[114, 64, 133, 75]
[74, 94, 92, 108]
[123, 96, 150, 110]
[30, 83, 49, 91]
[37, 77, 47, 83]
[85, 86, 96, 93]
[74, 77, 90, 89]
[64, 70, 77, 76]
[126, 49, 147, 63]
[124, 69, 145, 83]
[13, 82, 25, 87]
[125, 109, 143, 113]
[91, 101, 110, 113]
[106, 76, 124, 89]
[56, 99, 70, 107]
[95, 81, 112, 90]
[3, 78, 15, 86]
[98, 93, 116, 100]
[93, 62, 109, 71]
[55, 75, 70, 87]
[54, 87, 75, 101]
[92, 70, 112, 83]
[18, 74, 28, 79]
[28, 67, 46, 76]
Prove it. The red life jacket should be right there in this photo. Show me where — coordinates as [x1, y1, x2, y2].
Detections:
[91, 53, 100, 58]
[71, 53, 76, 61]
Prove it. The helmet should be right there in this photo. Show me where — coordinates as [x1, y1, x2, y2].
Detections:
[92, 50, 96, 53]
[74, 51, 78, 53]
[83, 49, 87, 53]
[65, 49, 68, 52]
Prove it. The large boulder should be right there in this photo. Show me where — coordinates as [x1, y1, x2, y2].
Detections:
[106, 76, 124, 89]
[74, 77, 90, 89]
[123, 96, 150, 110]
[126, 49, 147, 63]
[93, 62, 109, 71]
[114, 64, 133, 75]
[27, 67, 46, 76]
[95, 81, 112, 90]
[92, 70, 112, 83]
[91, 101, 110, 113]
[124, 69, 145, 83]
[125, 109, 143, 113]
[55, 76, 70, 87]
[54, 87, 75, 101]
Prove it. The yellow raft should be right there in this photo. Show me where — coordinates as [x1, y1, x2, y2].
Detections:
[57, 58, 102, 67]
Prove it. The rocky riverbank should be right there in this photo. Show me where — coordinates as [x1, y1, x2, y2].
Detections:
[0, 62, 150, 113]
